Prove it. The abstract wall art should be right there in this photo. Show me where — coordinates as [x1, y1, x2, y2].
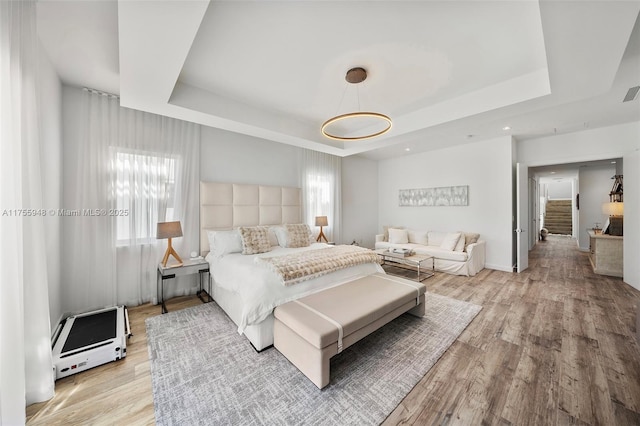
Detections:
[399, 185, 468, 207]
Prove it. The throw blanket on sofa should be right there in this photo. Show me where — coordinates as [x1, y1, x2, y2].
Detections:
[255, 245, 381, 286]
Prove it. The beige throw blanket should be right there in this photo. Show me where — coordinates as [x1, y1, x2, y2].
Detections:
[255, 245, 381, 286]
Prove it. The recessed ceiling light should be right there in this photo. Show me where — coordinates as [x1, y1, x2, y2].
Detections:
[550, 171, 556, 174]
[405, 148, 410, 152]
[611, 161, 616, 164]
[502, 126, 511, 131]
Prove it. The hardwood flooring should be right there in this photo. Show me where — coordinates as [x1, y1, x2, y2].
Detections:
[26, 236, 640, 425]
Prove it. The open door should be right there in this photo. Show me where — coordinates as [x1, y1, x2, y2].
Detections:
[529, 176, 539, 250]
[515, 163, 529, 272]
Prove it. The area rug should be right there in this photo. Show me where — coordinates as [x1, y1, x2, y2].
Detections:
[146, 292, 481, 425]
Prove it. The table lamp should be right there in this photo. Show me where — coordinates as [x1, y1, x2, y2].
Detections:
[315, 216, 328, 243]
[157, 221, 183, 266]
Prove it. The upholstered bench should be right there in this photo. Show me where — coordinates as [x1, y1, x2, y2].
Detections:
[273, 272, 426, 389]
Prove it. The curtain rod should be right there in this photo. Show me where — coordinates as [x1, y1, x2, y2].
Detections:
[83, 87, 120, 99]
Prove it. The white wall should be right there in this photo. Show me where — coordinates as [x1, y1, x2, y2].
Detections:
[378, 136, 514, 272]
[518, 121, 640, 289]
[624, 149, 639, 291]
[547, 181, 572, 199]
[577, 164, 616, 250]
[342, 156, 378, 248]
[38, 44, 63, 331]
[200, 126, 301, 186]
[517, 122, 639, 166]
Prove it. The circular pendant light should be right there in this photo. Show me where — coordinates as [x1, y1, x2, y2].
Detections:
[321, 67, 392, 141]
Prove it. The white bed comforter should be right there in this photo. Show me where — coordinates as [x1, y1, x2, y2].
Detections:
[206, 243, 383, 334]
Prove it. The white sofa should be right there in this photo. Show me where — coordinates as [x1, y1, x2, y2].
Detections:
[375, 228, 485, 277]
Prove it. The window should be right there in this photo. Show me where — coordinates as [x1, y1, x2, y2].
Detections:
[301, 150, 341, 242]
[305, 172, 332, 218]
[113, 149, 177, 245]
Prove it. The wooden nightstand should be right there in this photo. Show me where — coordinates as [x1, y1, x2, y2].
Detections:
[157, 258, 211, 313]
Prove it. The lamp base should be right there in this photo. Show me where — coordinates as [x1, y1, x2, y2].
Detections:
[316, 227, 328, 244]
[161, 238, 183, 267]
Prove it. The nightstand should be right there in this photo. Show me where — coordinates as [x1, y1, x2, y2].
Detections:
[157, 258, 211, 313]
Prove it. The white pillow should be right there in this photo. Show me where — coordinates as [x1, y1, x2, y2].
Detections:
[388, 228, 409, 244]
[267, 227, 280, 247]
[272, 226, 288, 247]
[213, 230, 243, 257]
[207, 230, 216, 253]
[440, 232, 461, 251]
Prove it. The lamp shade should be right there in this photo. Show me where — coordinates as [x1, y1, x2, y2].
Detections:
[602, 202, 624, 216]
[315, 216, 328, 227]
[157, 221, 183, 239]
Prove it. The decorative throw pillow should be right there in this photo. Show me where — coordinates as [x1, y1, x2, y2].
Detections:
[440, 232, 461, 251]
[383, 225, 403, 242]
[238, 226, 271, 255]
[213, 230, 243, 257]
[388, 228, 409, 244]
[462, 232, 480, 251]
[284, 224, 311, 248]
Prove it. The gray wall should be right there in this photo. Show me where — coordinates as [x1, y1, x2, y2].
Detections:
[341, 156, 378, 248]
[577, 164, 616, 250]
[200, 126, 301, 187]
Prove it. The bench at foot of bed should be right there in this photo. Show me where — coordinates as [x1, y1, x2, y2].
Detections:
[273, 272, 426, 389]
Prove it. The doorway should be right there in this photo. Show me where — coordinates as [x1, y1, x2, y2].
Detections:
[516, 158, 622, 272]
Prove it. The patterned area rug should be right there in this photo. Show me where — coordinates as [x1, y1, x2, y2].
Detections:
[146, 292, 481, 425]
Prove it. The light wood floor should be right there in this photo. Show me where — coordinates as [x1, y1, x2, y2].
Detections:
[26, 236, 640, 425]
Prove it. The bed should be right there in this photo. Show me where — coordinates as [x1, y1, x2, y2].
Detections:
[200, 182, 383, 351]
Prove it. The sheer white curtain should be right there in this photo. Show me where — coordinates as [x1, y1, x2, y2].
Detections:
[1, 0, 55, 422]
[300, 150, 342, 243]
[63, 89, 200, 313]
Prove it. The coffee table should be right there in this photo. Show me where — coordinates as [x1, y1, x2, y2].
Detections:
[375, 249, 434, 282]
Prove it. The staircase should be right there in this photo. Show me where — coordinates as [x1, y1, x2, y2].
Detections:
[544, 200, 573, 235]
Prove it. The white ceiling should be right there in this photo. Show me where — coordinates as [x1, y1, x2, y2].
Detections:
[37, 1, 640, 160]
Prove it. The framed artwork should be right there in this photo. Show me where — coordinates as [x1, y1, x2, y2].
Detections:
[399, 185, 468, 207]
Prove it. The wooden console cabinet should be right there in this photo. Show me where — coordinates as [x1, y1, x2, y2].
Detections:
[588, 230, 623, 277]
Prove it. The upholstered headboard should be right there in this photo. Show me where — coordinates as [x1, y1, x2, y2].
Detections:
[200, 182, 302, 255]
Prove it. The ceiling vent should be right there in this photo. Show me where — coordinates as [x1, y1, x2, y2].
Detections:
[623, 85, 640, 102]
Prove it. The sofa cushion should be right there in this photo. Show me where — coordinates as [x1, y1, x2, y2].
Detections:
[427, 231, 448, 247]
[408, 230, 429, 245]
[376, 242, 422, 252]
[440, 232, 461, 251]
[388, 228, 409, 244]
[414, 246, 469, 262]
